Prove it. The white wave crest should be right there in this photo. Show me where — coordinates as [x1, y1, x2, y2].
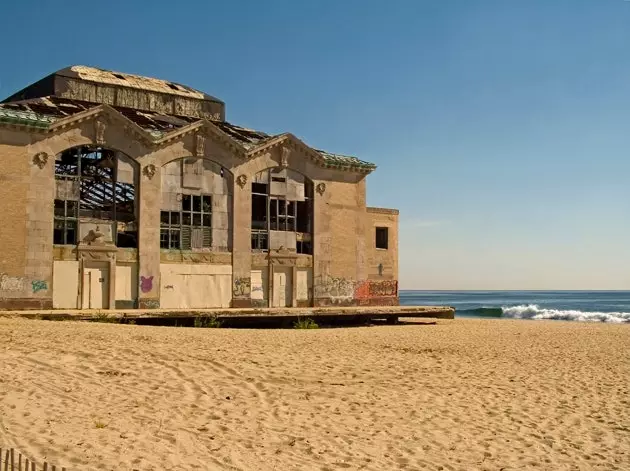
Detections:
[502, 304, 630, 323]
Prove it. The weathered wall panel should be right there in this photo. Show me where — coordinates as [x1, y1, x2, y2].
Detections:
[160, 263, 232, 308]
[52, 261, 79, 309]
[115, 263, 138, 306]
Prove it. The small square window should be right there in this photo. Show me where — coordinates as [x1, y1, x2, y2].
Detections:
[375, 227, 388, 250]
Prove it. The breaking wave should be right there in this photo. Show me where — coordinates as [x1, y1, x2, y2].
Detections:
[501, 304, 630, 323]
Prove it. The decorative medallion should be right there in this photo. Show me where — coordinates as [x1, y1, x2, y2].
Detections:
[94, 118, 106, 145]
[236, 174, 248, 189]
[195, 133, 205, 157]
[143, 164, 157, 180]
[316, 182, 326, 195]
[281, 147, 290, 168]
[32, 152, 48, 169]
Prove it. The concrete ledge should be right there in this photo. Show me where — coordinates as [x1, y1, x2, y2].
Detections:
[0, 298, 53, 310]
[0, 305, 455, 321]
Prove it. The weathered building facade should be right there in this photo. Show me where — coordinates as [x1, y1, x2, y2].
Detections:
[0, 66, 399, 310]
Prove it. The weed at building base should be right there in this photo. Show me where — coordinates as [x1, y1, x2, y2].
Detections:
[294, 317, 319, 329]
[194, 315, 222, 328]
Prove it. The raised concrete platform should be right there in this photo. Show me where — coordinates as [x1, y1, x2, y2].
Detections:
[0, 305, 455, 322]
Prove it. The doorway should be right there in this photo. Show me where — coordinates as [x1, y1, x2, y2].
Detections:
[272, 266, 293, 308]
[82, 262, 110, 309]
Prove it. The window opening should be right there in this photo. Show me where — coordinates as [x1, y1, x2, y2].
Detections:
[160, 194, 212, 250]
[375, 227, 389, 250]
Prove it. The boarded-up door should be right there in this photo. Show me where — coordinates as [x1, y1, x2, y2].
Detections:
[273, 267, 293, 308]
[82, 263, 109, 309]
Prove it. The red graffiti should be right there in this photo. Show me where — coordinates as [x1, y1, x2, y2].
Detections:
[369, 280, 398, 297]
[354, 280, 398, 299]
[353, 281, 370, 299]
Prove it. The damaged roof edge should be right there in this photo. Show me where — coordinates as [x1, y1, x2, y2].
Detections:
[56, 65, 225, 105]
[0, 104, 376, 170]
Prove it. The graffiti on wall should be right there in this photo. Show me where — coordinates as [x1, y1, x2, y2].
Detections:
[31, 280, 48, 293]
[313, 276, 355, 300]
[140, 275, 154, 293]
[367, 280, 398, 297]
[314, 276, 398, 302]
[139, 298, 160, 309]
[233, 277, 251, 297]
[0, 273, 27, 292]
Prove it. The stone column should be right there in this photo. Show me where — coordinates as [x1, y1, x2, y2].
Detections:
[137, 163, 161, 308]
[231, 173, 252, 307]
[312, 181, 331, 306]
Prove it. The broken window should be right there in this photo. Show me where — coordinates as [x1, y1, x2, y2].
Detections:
[250, 167, 313, 254]
[376, 227, 389, 250]
[54, 146, 138, 247]
[160, 194, 212, 250]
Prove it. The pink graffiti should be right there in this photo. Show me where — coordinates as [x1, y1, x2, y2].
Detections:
[140, 275, 154, 293]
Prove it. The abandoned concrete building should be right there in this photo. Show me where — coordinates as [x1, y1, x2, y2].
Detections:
[0, 66, 399, 310]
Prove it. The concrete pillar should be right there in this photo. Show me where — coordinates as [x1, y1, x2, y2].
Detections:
[312, 181, 331, 306]
[231, 173, 252, 307]
[137, 164, 161, 308]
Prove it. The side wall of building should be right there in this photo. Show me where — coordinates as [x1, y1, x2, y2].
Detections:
[361, 207, 400, 305]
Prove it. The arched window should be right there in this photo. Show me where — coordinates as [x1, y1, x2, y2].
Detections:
[160, 158, 232, 251]
[251, 167, 313, 254]
[54, 146, 138, 247]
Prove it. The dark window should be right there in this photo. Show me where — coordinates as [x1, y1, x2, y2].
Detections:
[251, 230, 268, 251]
[53, 199, 78, 245]
[250, 167, 313, 254]
[160, 194, 212, 250]
[53, 146, 137, 247]
[376, 227, 389, 250]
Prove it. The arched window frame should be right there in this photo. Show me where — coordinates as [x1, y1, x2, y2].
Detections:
[53, 146, 138, 247]
[251, 167, 313, 254]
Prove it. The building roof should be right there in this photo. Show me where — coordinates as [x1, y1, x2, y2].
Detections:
[58, 65, 222, 103]
[0, 94, 376, 172]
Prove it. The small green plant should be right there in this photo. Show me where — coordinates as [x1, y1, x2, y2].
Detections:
[93, 419, 108, 429]
[294, 317, 319, 329]
[92, 311, 121, 323]
[194, 315, 222, 328]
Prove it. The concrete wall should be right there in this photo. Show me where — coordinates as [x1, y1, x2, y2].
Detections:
[0, 108, 398, 310]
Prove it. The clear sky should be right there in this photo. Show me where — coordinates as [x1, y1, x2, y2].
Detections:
[1, 0, 629, 290]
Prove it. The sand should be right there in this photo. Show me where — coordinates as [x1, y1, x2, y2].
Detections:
[0, 318, 629, 471]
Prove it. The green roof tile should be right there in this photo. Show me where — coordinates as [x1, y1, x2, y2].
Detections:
[317, 150, 376, 170]
[0, 108, 55, 128]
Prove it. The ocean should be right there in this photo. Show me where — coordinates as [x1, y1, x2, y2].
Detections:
[400, 290, 630, 323]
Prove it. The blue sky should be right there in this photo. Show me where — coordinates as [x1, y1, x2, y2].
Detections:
[2, 0, 629, 289]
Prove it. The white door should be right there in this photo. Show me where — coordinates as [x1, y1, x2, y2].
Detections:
[273, 267, 292, 308]
[82, 264, 109, 309]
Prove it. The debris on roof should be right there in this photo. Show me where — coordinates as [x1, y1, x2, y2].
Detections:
[62, 65, 217, 101]
[0, 96, 375, 171]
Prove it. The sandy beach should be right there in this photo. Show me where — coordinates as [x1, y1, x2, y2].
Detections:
[0, 318, 628, 471]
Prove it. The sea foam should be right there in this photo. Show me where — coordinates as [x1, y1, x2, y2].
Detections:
[502, 304, 630, 323]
